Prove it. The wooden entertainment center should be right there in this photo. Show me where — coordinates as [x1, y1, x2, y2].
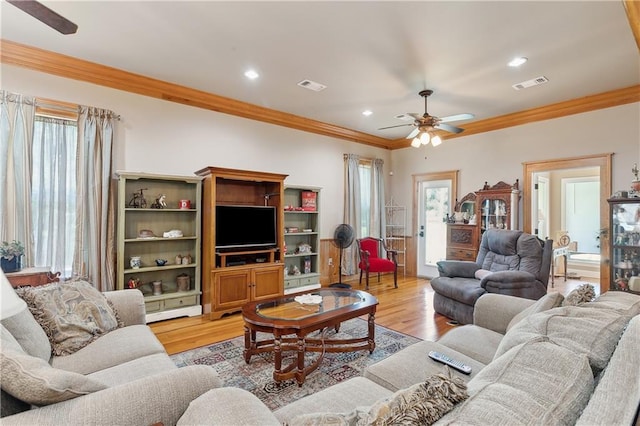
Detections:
[195, 167, 287, 319]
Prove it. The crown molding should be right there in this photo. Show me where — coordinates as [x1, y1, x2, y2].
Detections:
[1, 39, 638, 151]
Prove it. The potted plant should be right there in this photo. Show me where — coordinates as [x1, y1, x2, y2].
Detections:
[1, 240, 24, 273]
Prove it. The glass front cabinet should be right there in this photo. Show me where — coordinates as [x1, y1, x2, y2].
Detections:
[609, 197, 640, 294]
[475, 181, 521, 236]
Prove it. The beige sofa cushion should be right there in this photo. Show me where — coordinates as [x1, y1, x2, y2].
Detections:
[289, 369, 468, 426]
[438, 340, 594, 425]
[506, 291, 564, 332]
[0, 325, 106, 406]
[16, 281, 123, 356]
[577, 315, 640, 425]
[495, 305, 628, 372]
[1, 309, 52, 361]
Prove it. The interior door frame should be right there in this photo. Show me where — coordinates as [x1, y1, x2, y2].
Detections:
[522, 153, 612, 290]
[412, 170, 458, 278]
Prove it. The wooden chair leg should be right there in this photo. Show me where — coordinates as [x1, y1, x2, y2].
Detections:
[377, 273, 381, 282]
[365, 270, 370, 290]
[359, 269, 363, 284]
[393, 267, 398, 288]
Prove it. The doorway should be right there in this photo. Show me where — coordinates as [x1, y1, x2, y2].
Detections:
[523, 154, 612, 289]
[413, 171, 457, 278]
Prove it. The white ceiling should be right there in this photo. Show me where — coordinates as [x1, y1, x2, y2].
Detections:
[1, 1, 638, 141]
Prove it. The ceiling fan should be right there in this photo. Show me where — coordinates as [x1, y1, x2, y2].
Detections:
[7, 0, 77, 35]
[379, 90, 474, 148]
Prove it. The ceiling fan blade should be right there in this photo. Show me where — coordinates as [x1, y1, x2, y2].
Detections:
[439, 113, 475, 123]
[407, 113, 423, 120]
[378, 123, 414, 130]
[435, 122, 464, 134]
[406, 128, 420, 139]
[7, 0, 78, 34]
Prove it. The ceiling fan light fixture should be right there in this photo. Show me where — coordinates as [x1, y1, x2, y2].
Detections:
[431, 135, 442, 146]
[420, 132, 431, 145]
[411, 137, 422, 148]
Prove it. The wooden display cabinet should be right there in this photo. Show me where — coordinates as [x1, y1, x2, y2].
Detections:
[608, 197, 640, 294]
[283, 186, 321, 295]
[476, 180, 521, 235]
[116, 172, 203, 322]
[446, 192, 479, 261]
[195, 167, 287, 319]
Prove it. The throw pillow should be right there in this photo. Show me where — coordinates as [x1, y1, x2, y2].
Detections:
[288, 368, 468, 426]
[360, 367, 468, 425]
[506, 292, 564, 332]
[562, 283, 596, 306]
[16, 280, 123, 356]
[0, 325, 106, 405]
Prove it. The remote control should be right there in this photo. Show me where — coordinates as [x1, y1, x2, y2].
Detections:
[428, 351, 472, 374]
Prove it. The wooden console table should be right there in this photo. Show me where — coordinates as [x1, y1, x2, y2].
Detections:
[551, 247, 568, 288]
[5, 267, 60, 288]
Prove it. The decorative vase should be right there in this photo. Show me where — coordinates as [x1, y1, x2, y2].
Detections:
[176, 274, 190, 292]
[631, 180, 640, 192]
[1, 256, 22, 273]
[130, 256, 142, 269]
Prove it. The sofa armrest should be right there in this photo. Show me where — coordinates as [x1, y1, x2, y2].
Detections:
[104, 289, 146, 326]
[178, 387, 280, 425]
[473, 293, 535, 334]
[480, 271, 547, 300]
[1, 365, 221, 426]
[436, 260, 480, 278]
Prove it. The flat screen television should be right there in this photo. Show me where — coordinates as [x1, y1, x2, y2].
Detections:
[215, 205, 277, 249]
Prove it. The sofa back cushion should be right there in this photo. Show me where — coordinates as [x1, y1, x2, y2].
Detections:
[477, 229, 522, 269]
[506, 292, 564, 332]
[1, 308, 51, 361]
[0, 325, 106, 406]
[16, 280, 123, 356]
[495, 305, 628, 373]
[439, 340, 594, 425]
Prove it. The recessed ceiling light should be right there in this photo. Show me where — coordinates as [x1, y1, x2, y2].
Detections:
[244, 70, 259, 80]
[362, 110, 373, 116]
[508, 57, 528, 67]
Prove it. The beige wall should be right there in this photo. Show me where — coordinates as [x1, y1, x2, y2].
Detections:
[390, 103, 640, 232]
[1, 64, 391, 240]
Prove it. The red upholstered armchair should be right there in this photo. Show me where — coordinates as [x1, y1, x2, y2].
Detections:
[357, 237, 398, 290]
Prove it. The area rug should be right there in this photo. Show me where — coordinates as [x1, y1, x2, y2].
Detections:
[170, 318, 421, 410]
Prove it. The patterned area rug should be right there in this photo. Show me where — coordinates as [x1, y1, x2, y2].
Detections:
[170, 318, 421, 411]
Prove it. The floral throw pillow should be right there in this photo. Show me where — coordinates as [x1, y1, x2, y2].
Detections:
[16, 280, 123, 356]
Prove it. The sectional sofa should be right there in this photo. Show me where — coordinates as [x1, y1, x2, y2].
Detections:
[179, 290, 640, 425]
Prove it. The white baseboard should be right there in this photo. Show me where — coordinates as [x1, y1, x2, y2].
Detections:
[146, 305, 202, 323]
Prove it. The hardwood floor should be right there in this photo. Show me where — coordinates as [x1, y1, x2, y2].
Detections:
[150, 273, 597, 355]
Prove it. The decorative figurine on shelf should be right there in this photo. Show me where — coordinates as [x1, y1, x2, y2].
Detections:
[292, 265, 301, 276]
[150, 194, 167, 209]
[127, 277, 140, 289]
[631, 163, 640, 195]
[128, 188, 148, 208]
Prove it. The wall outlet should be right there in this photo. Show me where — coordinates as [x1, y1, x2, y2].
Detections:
[328, 258, 333, 266]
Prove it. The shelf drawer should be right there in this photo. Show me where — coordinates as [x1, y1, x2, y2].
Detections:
[284, 278, 300, 289]
[145, 300, 162, 313]
[447, 248, 477, 261]
[299, 276, 318, 286]
[164, 296, 197, 309]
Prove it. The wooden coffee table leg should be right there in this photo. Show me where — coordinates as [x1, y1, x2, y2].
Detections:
[295, 335, 306, 386]
[273, 335, 283, 379]
[368, 312, 376, 353]
[243, 325, 252, 363]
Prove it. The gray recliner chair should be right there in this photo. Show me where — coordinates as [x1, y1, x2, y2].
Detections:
[431, 229, 553, 324]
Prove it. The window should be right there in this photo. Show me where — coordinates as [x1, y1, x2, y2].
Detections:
[358, 160, 372, 236]
[31, 116, 77, 276]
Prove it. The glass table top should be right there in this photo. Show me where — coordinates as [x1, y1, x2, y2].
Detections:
[256, 290, 365, 321]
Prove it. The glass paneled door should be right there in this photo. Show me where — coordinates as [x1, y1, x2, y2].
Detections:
[417, 179, 452, 278]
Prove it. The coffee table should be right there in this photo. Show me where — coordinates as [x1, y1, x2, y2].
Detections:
[242, 288, 378, 386]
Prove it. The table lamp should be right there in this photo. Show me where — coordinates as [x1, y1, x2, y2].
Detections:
[0, 269, 27, 319]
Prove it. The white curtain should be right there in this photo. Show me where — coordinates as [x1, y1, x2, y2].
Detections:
[343, 154, 361, 276]
[371, 158, 386, 239]
[31, 117, 77, 275]
[73, 107, 116, 291]
[0, 91, 35, 264]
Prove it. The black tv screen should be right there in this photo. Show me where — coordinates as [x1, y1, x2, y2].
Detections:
[215, 205, 277, 249]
